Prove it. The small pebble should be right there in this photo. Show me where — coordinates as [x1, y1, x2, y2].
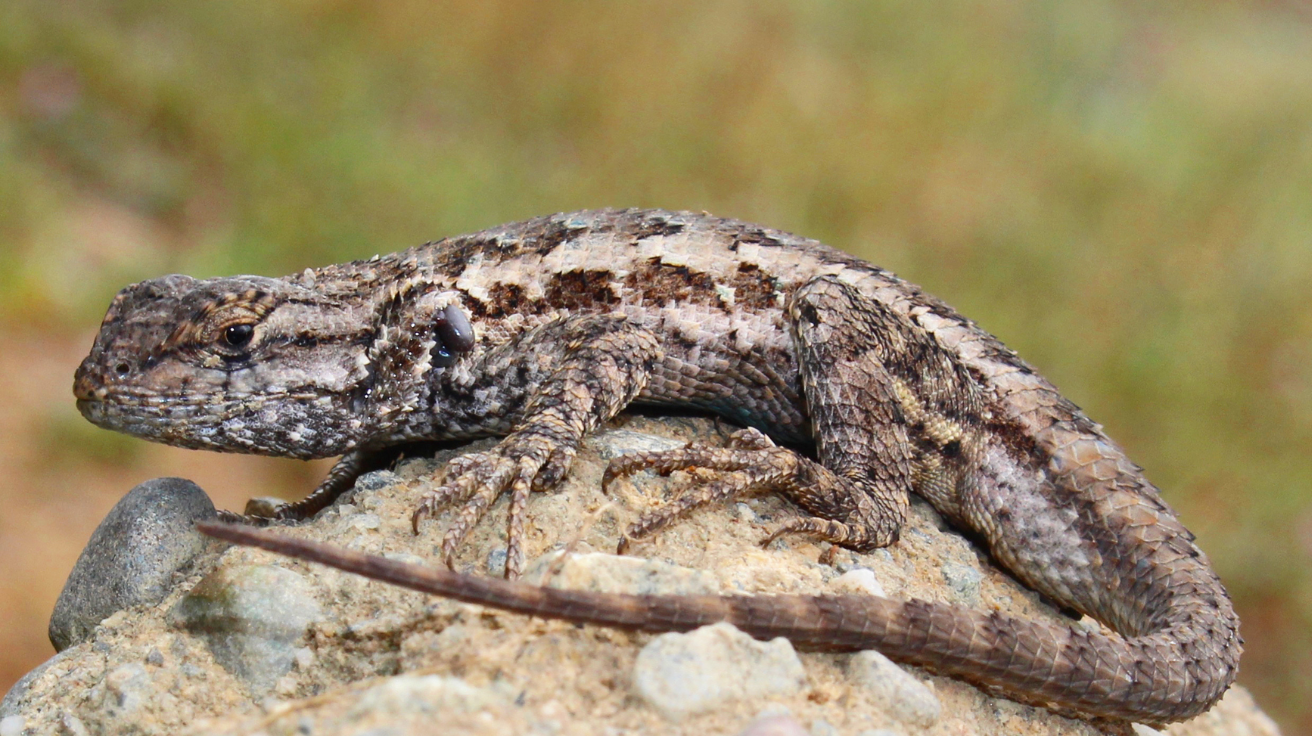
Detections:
[0, 716, 24, 736]
[525, 551, 719, 595]
[59, 714, 90, 736]
[847, 651, 940, 727]
[809, 718, 838, 736]
[940, 562, 982, 605]
[347, 513, 381, 531]
[243, 497, 285, 517]
[736, 713, 810, 736]
[735, 503, 758, 522]
[633, 622, 806, 720]
[588, 429, 686, 459]
[345, 674, 508, 718]
[354, 470, 399, 493]
[98, 663, 150, 718]
[832, 568, 885, 597]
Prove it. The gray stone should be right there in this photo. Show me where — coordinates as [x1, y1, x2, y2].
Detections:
[168, 563, 323, 693]
[355, 470, 399, 492]
[633, 622, 806, 721]
[847, 650, 940, 727]
[49, 478, 218, 651]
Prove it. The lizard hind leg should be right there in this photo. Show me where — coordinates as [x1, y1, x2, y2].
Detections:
[607, 426, 904, 555]
[612, 274, 958, 557]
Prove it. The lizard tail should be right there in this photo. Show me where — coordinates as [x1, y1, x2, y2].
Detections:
[197, 522, 1238, 725]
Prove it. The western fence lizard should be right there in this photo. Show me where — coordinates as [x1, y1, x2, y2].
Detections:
[74, 208, 1240, 725]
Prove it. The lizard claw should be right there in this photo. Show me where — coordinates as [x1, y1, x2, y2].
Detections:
[410, 435, 566, 578]
[604, 431, 799, 547]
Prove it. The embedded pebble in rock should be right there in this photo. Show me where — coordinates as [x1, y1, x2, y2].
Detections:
[809, 719, 839, 736]
[242, 497, 285, 517]
[354, 469, 400, 493]
[940, 562, 982, 605]
[633, 622, 806, 721]
[346, 674, 512, 719]
[737, 713, 812, 736]
[49, 477, 219, 651]
[831, 568, 885, 597]
[525, 550, 720, 595]
[0, 716, 24, 736]
[92, 663, 152, 720]
[168, 563, 323, 692]
[347, 513, 381, 531]
[847, 650, 941, 728]
[587, 428, 688, 458]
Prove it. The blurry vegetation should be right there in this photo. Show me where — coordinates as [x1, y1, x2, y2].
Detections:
[1, 0, 1309, 728]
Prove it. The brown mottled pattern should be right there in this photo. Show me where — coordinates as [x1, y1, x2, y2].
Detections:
[78, 209, 1239, 725]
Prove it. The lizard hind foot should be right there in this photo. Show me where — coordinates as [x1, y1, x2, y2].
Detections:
[605, 428, 801, 547]
[411, 438, 560, 579]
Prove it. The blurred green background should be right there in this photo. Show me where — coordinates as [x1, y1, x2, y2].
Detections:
[1, 0, 1309, 729]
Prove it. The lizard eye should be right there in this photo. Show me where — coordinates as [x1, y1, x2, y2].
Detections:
[223, 323, 255, 349]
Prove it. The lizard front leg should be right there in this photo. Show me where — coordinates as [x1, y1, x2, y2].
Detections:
[416, 313, 661, 578]
[612, 275, 983, 556]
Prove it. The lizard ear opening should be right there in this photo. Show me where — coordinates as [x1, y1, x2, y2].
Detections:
[432, 304, 475, 367]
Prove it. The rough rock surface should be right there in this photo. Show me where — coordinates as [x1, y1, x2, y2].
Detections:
[3, 416, 1283, 736]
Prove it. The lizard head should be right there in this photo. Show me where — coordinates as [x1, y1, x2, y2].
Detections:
[74, 275, 377, 458]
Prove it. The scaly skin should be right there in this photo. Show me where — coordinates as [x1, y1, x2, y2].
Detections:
[75, 209, 1241, 724]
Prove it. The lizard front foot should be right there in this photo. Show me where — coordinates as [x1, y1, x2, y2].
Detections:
[412, 433, 574, 578]
[605, 427, 900, 555]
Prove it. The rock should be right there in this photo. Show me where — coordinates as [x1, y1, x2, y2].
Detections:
[940, 562, 982, 606]
[8, 418, 1284, 736]
[524, 550, 720, 595]
[831, 568, 885, 597]
[588, 428, 688, 458]
[0, 648, 77, 717]
[737, 713, 811, 736]
[49, 477, 219, 651]
[168, 563, 323, 693]
[345, 674, 511, 719]
[632, 622, 807, 721]
[847, 650, 941, 728]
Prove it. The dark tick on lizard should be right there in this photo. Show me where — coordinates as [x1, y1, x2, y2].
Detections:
[75, 208, 1241, 726]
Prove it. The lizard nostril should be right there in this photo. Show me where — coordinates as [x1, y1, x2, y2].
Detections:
[113, 361, 131, 378]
